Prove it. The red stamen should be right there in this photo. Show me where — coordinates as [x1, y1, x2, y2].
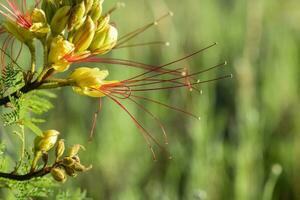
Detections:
[89, 98, 102, 141]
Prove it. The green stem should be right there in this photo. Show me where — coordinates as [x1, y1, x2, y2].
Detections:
[14, 125, 25, 173]
[28, 42, 36, 75]
[38, 79, 73, 89]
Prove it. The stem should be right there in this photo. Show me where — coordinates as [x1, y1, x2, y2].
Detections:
[0, 166, 54, 181]
[0, 78, 70, 106]
[28, 42, 36, 74]
[14, 125, 25, 173]
[38, 79, 73, 89]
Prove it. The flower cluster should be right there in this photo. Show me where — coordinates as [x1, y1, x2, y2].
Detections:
[32, 130, 91, 183]
[0, 0, 231, 166]
[1, 0, 117, 72]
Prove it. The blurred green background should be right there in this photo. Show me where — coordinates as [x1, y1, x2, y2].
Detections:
[2, 0, 300, 199]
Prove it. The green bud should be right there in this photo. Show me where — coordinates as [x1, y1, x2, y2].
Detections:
[84, 0, 94, 14]
[96, 15, 110, 32]
[62, 157, 76, 166]
[3, 21, 33, 43]
[42, 0, 58, 24]
[68, 1, 86, 31]
[51, 168, 67, 182]
[50, 6, 71, 35]
[73, 16, 95, 52]
[55, 139, 65, 160]
[89, 24, 118, 54]
[89, 1, 102, 22]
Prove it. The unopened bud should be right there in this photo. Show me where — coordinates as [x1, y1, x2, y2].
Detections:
[73, 16, 96, 52]
[55, 139, 65, 160]
[51, 168, 67, 182]
[50, 6, 71, 35]
[96, 15, 110, 32]
[84, 0, 94, 14]
[69, 144, 85, 157]
[68, 1, 86, 31]
[42, 0, 58, 23]
[89, 24, 118, 54]
[89, 2, 103, 22]
[62, 157, 76, 167]
[74, 162, 92, 172]
[64, 166, 77, 177]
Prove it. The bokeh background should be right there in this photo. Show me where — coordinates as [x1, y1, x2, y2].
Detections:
[2, 0, 300, 199]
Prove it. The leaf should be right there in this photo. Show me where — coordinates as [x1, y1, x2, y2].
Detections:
[23, 120, 43, 136]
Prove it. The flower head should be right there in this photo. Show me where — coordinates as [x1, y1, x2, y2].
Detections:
[34, 129, 60, 153]
[0, 1, 49, 39]
[69, 67, 116, 97]
[48, 36, 75, 72]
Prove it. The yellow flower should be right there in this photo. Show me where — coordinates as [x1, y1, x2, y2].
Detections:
[48, 36, 74, 72]
[69, 67, 118, 97]
[31, 130, 60, 171]
[34, 130, 60, 153]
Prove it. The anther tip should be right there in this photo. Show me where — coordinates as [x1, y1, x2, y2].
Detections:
[154, 21, 158, 26]
[230, 74, 234, 78]
[168, 11, 174, 17]
[165, 42, 170, 46]
[189, 88, 193, 92]
[198, 117, 201, 120]
[168, 156, 173, 160]
[197, 79, 201, 83]
[224, 61, 228, 65]
[214, 42, 218, 45]
[117, 2, 126, 8]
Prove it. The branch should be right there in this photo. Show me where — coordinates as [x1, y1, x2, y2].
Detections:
[0, 166, 52, 181]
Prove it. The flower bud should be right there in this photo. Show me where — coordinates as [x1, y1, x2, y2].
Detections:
[62, 157, 76, 166]
[51, 168, 67, 182]
[50, 6, 71, 35]
[73, 162, 92, 172]
[84, 0, 94, 14]
[68, 144, 85, 157]
[73, 16, 96, 52]
[55, 139, 65, 160]
[31, 9, 47, 24]
[64, 166, 77, 177]
[89, 2, 102, 22]
[68, 1, 86, 31]
[72, 155, 80, 163]
[96, 15, 110, 32]
[42, 0, 58, 23]
[89, 25, 118, 54]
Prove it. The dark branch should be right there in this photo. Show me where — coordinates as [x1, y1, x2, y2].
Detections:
[0, 167, 52, 181]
